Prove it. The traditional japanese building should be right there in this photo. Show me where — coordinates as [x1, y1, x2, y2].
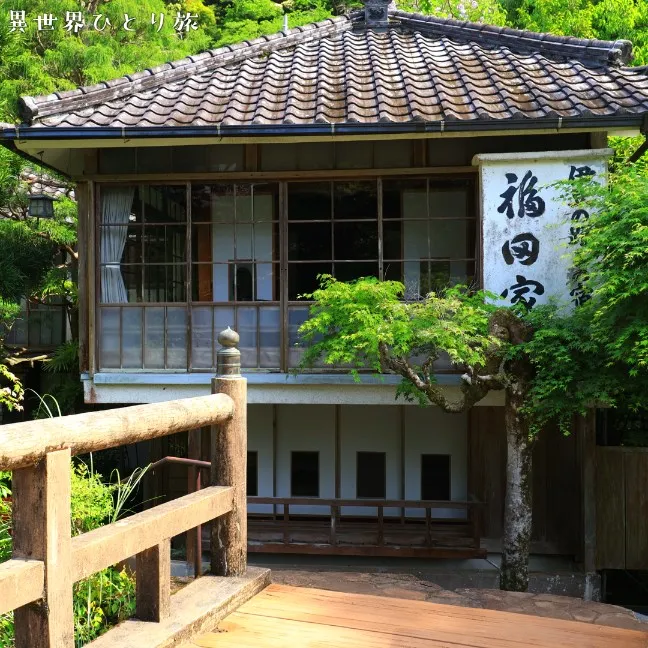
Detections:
[3, 0, 648, 578]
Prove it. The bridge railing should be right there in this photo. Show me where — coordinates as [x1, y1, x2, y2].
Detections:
[0, 327, 247, 648]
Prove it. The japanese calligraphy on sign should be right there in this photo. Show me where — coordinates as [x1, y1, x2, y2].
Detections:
[475, 150, 611, 310]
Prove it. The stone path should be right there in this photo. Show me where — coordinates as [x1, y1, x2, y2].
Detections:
[266, 568, 648, 632]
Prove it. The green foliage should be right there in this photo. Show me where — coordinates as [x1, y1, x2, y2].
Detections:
[0, 364, 23, 412]
[298, 275, 501, 402]
[70, 460, 115, 536]
[0, 219, 57, 305]
[211, 0, 333, 47]
[73, 567, 135, 647]
[45, 340, 79, 374]
[570, 169, 648, 377]
[0, 0, 215, 122]
[0, 456, 146, 646]
[400, 0, 507, 25]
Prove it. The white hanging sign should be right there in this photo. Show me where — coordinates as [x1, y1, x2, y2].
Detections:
[473, 149, 612, 309]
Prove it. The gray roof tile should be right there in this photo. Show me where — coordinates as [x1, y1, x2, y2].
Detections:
[16, 10, 648, 129]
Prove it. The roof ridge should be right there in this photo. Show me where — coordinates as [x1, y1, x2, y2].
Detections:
[19, 14, 355, 123]
[389, 10, 633, 66]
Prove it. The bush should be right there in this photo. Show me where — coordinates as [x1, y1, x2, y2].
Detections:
[0, 461, 141, 647]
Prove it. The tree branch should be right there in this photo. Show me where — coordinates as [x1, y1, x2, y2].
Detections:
[378, 342, 503, 414]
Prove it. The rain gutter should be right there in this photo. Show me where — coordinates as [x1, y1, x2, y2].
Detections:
[0, 114, 644, 142]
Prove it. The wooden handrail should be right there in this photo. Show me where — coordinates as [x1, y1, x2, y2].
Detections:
[0, 328, 248, 648]
[249, 497, 484, 509]
[0, 394, 234, 471]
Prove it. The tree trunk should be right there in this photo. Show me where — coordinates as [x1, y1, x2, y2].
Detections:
[500, 382, 534, 591]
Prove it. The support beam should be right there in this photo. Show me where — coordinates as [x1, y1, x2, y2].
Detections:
[72, 486, 233, 582]
[136, 539, 171, 622]
[0, 560, 44, 615]
[580, 410, 598, 599]
[13, 449, 74, 648]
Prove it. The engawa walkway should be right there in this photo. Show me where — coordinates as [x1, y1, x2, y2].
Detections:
[183, 584, 648, 648]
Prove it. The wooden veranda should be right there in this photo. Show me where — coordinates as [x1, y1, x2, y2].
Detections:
[183, 584, 648, 648]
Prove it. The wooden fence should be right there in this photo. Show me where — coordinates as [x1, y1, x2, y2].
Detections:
[0, 328, 247, 648]
[596, 446, 648, 570]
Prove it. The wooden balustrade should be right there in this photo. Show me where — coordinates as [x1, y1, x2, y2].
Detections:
[248, 497, 485, 558]
[0, 327, 247, 648]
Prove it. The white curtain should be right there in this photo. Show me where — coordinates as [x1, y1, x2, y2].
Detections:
[101, 187, 135, 303]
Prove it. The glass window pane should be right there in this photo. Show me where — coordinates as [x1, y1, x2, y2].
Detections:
[428, 186, 470, 219]
[383, 220, 402, 260]
[383, 180, 427, 220]
[144, 307, 165, 369]
[333, 181, 377, 220]
[259, 307, 280, 368]
[237, 306, 257, 368]
[140, 185, 186, 223]
[142, 225, 186, 264]
[289, 223, 331, 260]
[191, 307, 213, 369]
[166, 307, 187, 369]
[288, 262, 332, 300]
[213, 307, 235, 340]
[143, 265, 186, 302]
[99, 308, 121, 369]
[122, 308, 143, 368]
[287, 183, 331, 221]
[334, 222, 378, 260]
[334, 262, 379, 283]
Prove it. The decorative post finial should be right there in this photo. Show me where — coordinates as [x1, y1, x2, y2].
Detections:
[216, 327, 241, 377]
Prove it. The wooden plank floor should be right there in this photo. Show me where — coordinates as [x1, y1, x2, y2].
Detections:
[184, 584, 648, 648]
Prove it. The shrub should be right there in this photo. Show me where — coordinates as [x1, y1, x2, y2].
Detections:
[0, 460, 141, 647]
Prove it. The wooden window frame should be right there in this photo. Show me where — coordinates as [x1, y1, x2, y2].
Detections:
[93, 171, 478, 373]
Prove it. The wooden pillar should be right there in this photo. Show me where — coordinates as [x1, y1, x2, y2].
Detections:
[13, 449, 74, 648]
[186, 428, 203, 578]
[580, 410, 598, 599]
[211, 327, 248, 576]
[136, 539, 171, 621]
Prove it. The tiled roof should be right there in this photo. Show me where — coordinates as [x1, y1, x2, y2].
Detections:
[16, 10, 648, 130]
[20, 169, 75, 200]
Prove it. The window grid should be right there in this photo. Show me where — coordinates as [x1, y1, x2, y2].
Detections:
[96, 177, 477, 371]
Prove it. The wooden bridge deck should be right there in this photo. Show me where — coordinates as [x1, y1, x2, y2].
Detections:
[183, 584, 648, 648]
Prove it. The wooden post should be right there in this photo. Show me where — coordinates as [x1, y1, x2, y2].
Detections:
[13, 449, 74, 648]
[580, 410, 598, 600]
[211, 327, 248, 577]
[186, 428, 202, 578]
[136, 539, 171, 621]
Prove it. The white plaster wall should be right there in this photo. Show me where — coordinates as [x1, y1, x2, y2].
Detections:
[476, 150, 611, 308]
[404, 407, 468, 519]
[84, 376, 505, 406]
[247, 404, 274, 514]
[339, 405, 401, 516]
[275, 404, 335, 514]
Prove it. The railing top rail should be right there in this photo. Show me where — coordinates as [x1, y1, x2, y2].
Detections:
[0, 394, 234, 471]
[248, 497, 484, 508]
